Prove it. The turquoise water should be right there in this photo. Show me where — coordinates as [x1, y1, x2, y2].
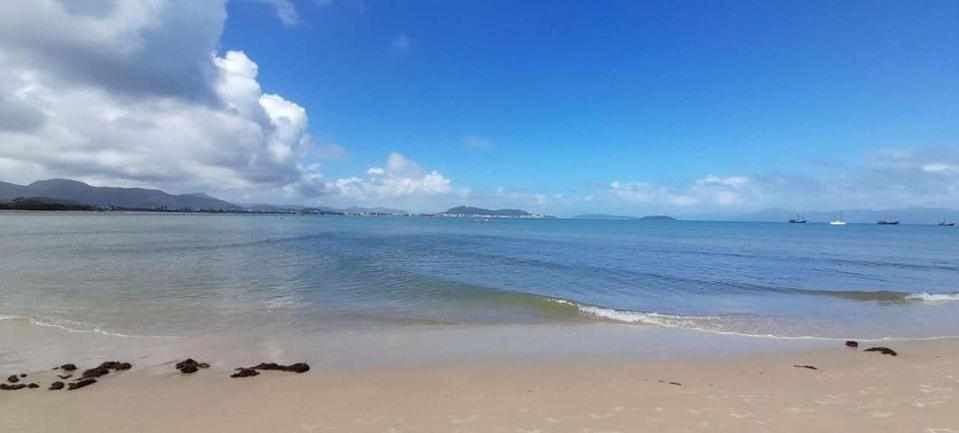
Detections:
[1, 212, 958, 341]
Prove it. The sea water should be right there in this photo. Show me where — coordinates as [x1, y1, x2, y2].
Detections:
[1, 212, 958, 367]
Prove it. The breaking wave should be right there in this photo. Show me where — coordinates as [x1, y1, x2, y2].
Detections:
[546, 298, 959, 341]
[790, 288, 959, 303]
[904, 292, 959, 302]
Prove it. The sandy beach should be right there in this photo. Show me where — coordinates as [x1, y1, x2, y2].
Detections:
[2, 338, 956, 433]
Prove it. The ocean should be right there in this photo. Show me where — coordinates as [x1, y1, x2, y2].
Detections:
[1, 212, 958, 369]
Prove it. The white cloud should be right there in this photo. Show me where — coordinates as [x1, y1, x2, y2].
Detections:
[390, 33, 412, 55]
[326, 152, 456, 202]
[311, 142, 347, 159]
[611, 175, 753, 208]
[610, 180, 658, 203]
[266, 0, 300, 26]
[504, 190, 548, 206]
[462, 136, 493, 150]
[922, 163, 959, 174]
[0, 0, 326, 200]
[606, 147, 959, 213]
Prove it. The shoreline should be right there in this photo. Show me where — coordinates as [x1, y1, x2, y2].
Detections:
[0, 319, 857, 373]
[2, 338, 956, 432]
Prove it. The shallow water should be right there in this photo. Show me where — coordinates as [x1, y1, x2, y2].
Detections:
[1, 212, 957, 347]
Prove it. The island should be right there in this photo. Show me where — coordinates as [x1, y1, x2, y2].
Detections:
[639, 215, 677, 221]
[437, 206, 553, 219]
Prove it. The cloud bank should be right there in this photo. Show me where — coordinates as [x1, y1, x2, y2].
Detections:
[0, 0, 456, 208]
[604, 147, 959, 215]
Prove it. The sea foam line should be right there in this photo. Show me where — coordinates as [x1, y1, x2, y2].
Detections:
[905, 292, 959, 302]
[547, 298, 959, 342]
[0, 313, 179, 339]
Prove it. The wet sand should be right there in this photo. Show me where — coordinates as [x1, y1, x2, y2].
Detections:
[1, 338, 957, 432]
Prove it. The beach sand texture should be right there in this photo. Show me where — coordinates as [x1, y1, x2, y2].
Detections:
[1, 339, 957, 433]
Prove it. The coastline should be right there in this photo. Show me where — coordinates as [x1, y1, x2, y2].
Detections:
[2, 337, 956, 432]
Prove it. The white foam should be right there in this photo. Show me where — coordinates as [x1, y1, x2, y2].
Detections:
[547, 298, 959, 342]
[0, 313, 178, 339]
[905, 292, 959, 302]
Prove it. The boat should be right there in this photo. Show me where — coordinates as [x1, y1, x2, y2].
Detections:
[788, 215, 806, 224]
[473, 218, 490, 223]
[829, 212, 847, 226]
[876, 220, 899, 225]
[939, 221, 955, 227]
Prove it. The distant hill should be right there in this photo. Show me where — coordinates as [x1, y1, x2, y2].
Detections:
[0, 179, 240, 211]
[242, 204, 405, 215]
[733, 207, 959, 224]
[242, 203, 309, 212]
[0, 180, 29, 199]
[339, 206, 409, 215]
[573, 213, 639, 220]
[0, 196, 94, 211]
[439, 206, 536, 218]
[640, 215, 677, 221]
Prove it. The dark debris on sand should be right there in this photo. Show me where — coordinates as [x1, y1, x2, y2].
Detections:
[793, 364, 818, 370]
[230, 362, 310, 378]
[251, 362, 310, 373]
[175, 358, 211, 374]
[68, 378, 97, 390]
[230, 368, 260, 378]
[48, 381, 65, 391]
[81, 361, 132, 379]
[864, 347, 898, 356]
[845, 340, 859, 348]
[1, 383, 26, 391]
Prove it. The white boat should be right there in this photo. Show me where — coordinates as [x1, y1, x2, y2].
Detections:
[829, 212, 847, 226]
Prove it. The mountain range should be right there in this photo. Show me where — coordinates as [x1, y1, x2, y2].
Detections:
[0, 178, 415, 214]
[0, 179, 240, 210]
[243, 204, 408, 215]
[4, 178, 957, 223]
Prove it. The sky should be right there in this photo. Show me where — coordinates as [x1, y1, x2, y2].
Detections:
[0, 0, 956, 216]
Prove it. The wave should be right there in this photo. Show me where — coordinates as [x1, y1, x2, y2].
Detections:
[787, 288, 959, 303]
[905, 292, 959, 302]
[0, 313, 179, 339]
[548, 298, 717, 327]
[546, 298, 959, 341]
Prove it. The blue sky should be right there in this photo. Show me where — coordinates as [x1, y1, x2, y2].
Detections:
[221, 0, 957, 214]
[1, 0, 957, 215]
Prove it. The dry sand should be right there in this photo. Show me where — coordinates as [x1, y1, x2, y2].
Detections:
[1, 339, 957, 432]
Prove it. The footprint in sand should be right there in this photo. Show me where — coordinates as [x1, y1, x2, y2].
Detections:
[919, 383, 953, 393]
[448, 415, 478, 425]
[784, 407, 816, 415]
[813, 394, 843, 405]
[354, 416, 391, 425]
